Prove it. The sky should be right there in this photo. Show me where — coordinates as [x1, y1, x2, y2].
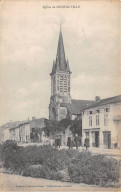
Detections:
[0, 0, 120, 125]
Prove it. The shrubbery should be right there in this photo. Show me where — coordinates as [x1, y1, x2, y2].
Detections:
[68, 152, 120, 186]
[23, 165, 52, 179]
[0, 144, 3, 161]
[1, 141, 120, 187]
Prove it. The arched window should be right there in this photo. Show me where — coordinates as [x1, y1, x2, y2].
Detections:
[60, 76, 63, 82]
[60, 76, 63, 92]
[64, 76, 67, 92]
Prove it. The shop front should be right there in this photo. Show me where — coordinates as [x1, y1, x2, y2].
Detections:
[83, 129, 100, 148]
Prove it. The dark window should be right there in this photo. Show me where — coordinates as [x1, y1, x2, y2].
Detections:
[105, 107, 110, 112]
[96, 110, 100, 113]
[89, 116, 92, 126]
[96, 115, 100, 126]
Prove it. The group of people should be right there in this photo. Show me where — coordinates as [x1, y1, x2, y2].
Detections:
[54, 138, 61, 148]
[30, 130, 90, 151]
[67, 134, 82, 149]
[67, 135, 90, 150]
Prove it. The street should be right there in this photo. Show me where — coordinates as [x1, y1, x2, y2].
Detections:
[0, 171, 119, 192]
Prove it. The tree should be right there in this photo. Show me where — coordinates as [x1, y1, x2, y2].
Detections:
[31, 127, 42, 142]
[42, 118, 82, 137]
[42, 120, 58, 136]
[70, 118, 82, 136]
[59, 118, 71, 129]
[42, 119, 72, 136]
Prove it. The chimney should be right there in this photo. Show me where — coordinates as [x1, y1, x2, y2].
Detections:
[95, 96, 100, 102]
[32, 117, 36, 120]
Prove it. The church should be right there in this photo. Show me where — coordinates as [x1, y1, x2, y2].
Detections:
[49, 28, 94, 121]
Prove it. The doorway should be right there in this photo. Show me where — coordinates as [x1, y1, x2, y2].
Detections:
[95, 131, 99, 147]
[103, 132, 111, 149]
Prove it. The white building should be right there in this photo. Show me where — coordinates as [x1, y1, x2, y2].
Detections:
[19, 122, 31, 143]
[9, 126, 20, 142]
[3, 128, 10, 142]
[82, 95, 121, 149]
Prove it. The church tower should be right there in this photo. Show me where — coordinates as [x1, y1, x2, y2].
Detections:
[49, 28, 72, 121]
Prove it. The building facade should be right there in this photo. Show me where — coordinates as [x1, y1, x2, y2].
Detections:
[19, 122, 31, 143]
[9, 126, 20, 142]
[82, 95, 121, 149]
[49, 28, 94, 121]
[0, 117, 47, 144]
[3, 128, 10, 142]
[0, 127, 4, 143]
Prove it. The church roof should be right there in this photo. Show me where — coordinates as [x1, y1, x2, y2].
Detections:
[50, 29, 71, 75]
[60, 99, 94, 115]
[83, 95, 121, 110]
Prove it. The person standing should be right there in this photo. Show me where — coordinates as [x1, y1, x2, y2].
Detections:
[58, 137, 61, 148]
[70, 137, 73, 149]
[38, 133, 40, 143]
[67, 137, 71, 149]
[84, 137, 90, 151]
[75, 134, 79, 150]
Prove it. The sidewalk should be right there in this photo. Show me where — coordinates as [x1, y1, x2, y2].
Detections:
[59, 146, 121, 160]
[0, 170, 119, 192]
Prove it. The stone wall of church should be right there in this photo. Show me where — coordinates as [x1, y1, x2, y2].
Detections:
[58, 107, 68, 121]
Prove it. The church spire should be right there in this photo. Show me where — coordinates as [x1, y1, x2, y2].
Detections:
[56, 28, 66, 71]
[50, 26, 71, 75]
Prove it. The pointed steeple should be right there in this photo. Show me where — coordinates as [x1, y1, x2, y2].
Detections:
[66, 59, 70, 72]
[52, 60, 55, 73]
[50, 26, 71, 75]
[56, 29, 66, 71]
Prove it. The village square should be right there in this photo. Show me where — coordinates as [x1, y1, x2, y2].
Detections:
[0, 28, 121, 154]
[0, 0, 121, 189]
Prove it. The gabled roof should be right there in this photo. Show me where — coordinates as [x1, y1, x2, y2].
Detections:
[9, 125, 19, 130]
[2, 121, 26, 129]
[60, 99, 94, 115]
[19, 121, 30, 126]
[50, 29, 71, 75]
[9, 121, 29, 130]
[84, 95, 121, 110]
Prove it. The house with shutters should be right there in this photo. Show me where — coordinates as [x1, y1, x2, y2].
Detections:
[82, 95, 121, 149]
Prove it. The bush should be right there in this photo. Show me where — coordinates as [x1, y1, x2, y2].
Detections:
[44, 149, 79, 171]
[68, 152, 120, 186]
[23, 165, 52, 179]
[0, 144, 3, 161]
[1, 141, 120, 187]
[52, 168, 71, 182]
[2, 141, 27, 173]
[2, 142, 56, 173]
